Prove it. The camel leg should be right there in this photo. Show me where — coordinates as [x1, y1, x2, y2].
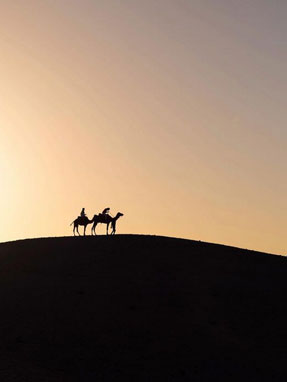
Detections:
[84, 225, 86, 236]
[92, 223, 97, 235]
[106, 223, 109, 235]
[77, 226, 80, 236]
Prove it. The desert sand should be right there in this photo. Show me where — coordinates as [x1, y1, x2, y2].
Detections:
[0, 235, 286, 381]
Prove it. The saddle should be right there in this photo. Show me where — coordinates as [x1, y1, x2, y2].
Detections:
[99, 213, 109, 222]
[78, 215, 88, 224]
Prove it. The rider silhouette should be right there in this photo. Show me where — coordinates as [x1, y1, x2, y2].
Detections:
[80, 208, 86, 218]
[101, 207, 110, 222]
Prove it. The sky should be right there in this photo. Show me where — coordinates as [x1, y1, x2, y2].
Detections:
[0, 0, 286, 254]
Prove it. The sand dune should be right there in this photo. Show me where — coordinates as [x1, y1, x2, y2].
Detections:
[0, 235, 286, 381]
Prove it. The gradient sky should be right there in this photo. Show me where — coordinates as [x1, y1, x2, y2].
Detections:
[0, 0, 286, 254]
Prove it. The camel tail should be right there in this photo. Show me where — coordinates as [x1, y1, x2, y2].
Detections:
[70, 220, 75, 226]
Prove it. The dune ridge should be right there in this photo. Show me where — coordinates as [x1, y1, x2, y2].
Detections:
[0, 235, 286, 381]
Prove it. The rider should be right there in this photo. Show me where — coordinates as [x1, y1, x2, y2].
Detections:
[101, 207, 110, 222]
[80, 208, 86, 218]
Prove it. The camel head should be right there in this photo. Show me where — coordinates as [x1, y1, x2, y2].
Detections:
[116, 212, 124, 219]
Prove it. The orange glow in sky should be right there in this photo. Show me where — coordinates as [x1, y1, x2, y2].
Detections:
[0, 1, 286, 254]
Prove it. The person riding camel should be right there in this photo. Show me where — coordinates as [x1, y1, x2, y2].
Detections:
[80, 208, 87, 220]
[101, 207, 110, 222]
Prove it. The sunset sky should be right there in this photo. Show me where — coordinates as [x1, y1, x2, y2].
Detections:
[0, 0, 286, 254]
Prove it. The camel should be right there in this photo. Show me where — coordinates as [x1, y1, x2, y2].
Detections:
[70, 215, 94, 236]
[91, 212, 124, 235]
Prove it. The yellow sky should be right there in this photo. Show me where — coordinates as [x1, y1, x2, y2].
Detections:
[0, 0, 286, 254]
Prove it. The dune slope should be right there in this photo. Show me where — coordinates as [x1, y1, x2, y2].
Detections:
[0, 235, 286, 381]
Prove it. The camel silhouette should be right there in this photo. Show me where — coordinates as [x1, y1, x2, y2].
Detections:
[91, 212, 124, 235]
[70, 216, 94, 236]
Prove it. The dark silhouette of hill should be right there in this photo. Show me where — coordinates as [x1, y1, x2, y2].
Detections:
[0, 235, 286, 381]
